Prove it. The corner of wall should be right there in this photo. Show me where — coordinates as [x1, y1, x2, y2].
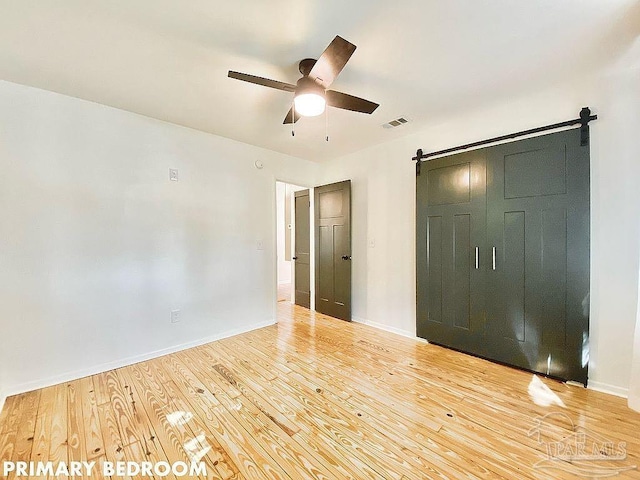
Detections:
[587, 380, 629, 399]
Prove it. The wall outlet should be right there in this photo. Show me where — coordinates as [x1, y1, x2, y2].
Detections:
[170, 309, 181, 323]
[169, 168, 179, 181]
[257, 240, 264, 250]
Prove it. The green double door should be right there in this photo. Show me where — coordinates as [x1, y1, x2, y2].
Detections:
[416, 128, 590, 384]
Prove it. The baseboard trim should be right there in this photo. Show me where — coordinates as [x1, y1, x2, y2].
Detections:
[351, 316, 428, 343]
[587, 380, 629, 398]
[4, 319, 275, 398]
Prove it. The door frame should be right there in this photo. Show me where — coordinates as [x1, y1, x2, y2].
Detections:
[274, 180, 315, 314]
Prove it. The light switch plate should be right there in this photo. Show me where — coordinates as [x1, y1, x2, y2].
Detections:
[169, 168, 179, 181]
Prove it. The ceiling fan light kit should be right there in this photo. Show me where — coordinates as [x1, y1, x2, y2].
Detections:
[228, 35, 379, 134]
[294, 93, 325, 116]
[294, 77, 326, 117]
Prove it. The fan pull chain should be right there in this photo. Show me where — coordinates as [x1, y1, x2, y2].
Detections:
[291, 100, 295, 137]
[325, 101, 329, 142]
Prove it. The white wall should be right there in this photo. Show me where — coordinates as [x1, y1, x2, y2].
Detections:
[319, 59, 640, 395]
[0, 80, 319, 404]
[627, 29, 640, 411]
[630, 276, 640, 411]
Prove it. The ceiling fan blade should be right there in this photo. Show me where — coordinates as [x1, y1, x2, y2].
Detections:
[283, 107, 301, 124]
[228, 71, 296, 92]
[326, 90, 379, 114]
[308, 36, 356, 89]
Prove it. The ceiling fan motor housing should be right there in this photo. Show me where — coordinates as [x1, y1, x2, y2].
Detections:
[298, 58, 317, 76]
[296, 76, 325, 97]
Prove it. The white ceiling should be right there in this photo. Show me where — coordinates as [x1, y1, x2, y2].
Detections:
[0, 0, 637, 162]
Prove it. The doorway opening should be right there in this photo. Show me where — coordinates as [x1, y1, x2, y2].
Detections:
[276, 181, 310, 305]
[276, 179, 352, 321]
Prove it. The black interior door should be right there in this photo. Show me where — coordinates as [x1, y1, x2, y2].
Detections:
[485, 128, 590, 384]
[416, 127, 590, 384]
[416, 150, 487, 352]
[294, 190, 311, 308]
[315, 180, 351, 321]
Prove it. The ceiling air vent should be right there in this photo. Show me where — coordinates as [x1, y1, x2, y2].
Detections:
[382, 117, 409, 129]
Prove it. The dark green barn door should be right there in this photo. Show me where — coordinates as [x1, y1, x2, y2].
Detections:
[315, 180, 351, 321]
[417, 127, 590, 384]
[416, 150, 487, 351]
[485, 128, 590, 383]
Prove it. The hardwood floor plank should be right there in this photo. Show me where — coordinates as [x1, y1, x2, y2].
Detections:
[7, 390, 40, 480]
[92, 373, 111, 406]
[102, 369, 143, 448]
[77, 376, 105, 462]
[0, 395, 24, 435]
[67, 380, 87, 480]
[0, 396, 16, 428]
[28, 386, 55, 480]
[0, 430, 17, 477]
[47, 383, 68, 480]
[124, 441, 159, 480]
[96, 399, 128, 468]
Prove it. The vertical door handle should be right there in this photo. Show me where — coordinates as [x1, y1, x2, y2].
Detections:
[475, 247, 479, 269]
[292, 256, 298, 260]
[492, 246, 496, 270]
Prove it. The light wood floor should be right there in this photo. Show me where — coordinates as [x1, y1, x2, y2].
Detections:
[277, 284, 291, 303]
[1, 302, 639, 479]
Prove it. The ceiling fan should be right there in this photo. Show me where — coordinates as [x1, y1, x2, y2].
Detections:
[228, 35, 379, 125]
